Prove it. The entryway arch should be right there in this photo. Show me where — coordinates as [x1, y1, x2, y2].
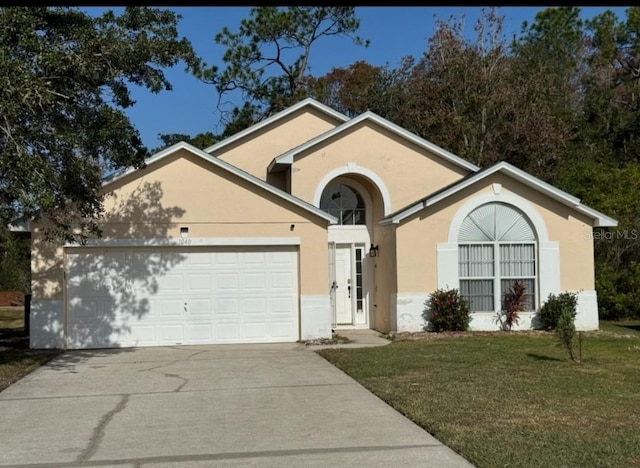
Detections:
[313, 163, 392, 215]
[316, 169, 388, 331]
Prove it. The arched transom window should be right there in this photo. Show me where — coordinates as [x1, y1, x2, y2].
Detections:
[458, 202, 537, 312]
[320, 183, 366, 225]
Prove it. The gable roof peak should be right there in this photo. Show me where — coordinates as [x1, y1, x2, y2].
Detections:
[102, 141, 337, 225]
[203, 98, 349, 155]
[269, 109, 480, 172]
[380, 159, 617, 228]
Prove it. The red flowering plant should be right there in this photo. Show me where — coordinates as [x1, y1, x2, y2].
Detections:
[423, 288, 470, 332]
[501, 280, 527, 331]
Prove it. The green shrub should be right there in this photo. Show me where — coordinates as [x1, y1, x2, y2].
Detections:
[596, 262, 640, 320]
[556, 306, 580, 362]
[0, 231, 30, 292]
[537, 292, 578, 330]
[423, 288, 470, 332]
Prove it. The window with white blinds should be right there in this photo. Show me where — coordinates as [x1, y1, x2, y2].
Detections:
[459, 245, 495, 311]
[458, 203, 537, 312]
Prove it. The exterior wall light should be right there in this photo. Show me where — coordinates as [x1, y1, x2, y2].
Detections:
[369, 244, 379, 257]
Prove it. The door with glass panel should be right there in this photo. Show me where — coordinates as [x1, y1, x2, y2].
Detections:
[334, 244, 366, 325]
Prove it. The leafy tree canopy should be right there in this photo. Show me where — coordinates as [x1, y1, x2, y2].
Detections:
[0, 6, 198, 241]
[193, 7, 368, 131]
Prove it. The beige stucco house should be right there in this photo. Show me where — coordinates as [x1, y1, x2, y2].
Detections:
[30, 98, 617, 349]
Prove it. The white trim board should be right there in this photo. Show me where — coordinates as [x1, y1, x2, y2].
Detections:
[64, 237, 302, 248]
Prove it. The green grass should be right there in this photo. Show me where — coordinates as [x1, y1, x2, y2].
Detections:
[318, 323, 640, 468]
[0, 308, 61, 392]
[599, 320, 640, 337]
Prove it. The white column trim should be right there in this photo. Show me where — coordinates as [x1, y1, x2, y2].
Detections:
[538, 241, 560, 304]
[300, 295, 332, 340]
[574, 290, 599, 330]
[30, 300, 64, 349]
[437, 243, 459, 290]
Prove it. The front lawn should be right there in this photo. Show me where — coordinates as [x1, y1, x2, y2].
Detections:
[318, 323, 640, 468]
[0, 308, 61, 392]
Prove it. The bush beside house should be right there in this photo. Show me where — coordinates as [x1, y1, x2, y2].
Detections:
[423, 288, 471, 332]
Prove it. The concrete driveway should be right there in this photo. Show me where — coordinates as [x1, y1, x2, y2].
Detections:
[0, 343, 473, 467]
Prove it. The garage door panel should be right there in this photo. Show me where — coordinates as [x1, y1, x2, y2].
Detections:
[67, 279, 107, 297]
[157, 273, 184, 291]
[65, 251, 110, 270]
[270, 250, 296, 265]
[133, 278, 157, 296]
[108, 275, 135, 295]
[215, 251, 240, 265]
[129, 325, 156, 346]
[187, 323, 213, 343]
[67, 299, 117, 348]
[188, 298, 211, 316]
[270, 321, 297, 339]
[243, 298, 266, 314]
[160, 300, 184, 318]
[188, 251, 213, 265]
[244, 273, 267, 290]
[65, 246, 299, 348]
[129, 251, 157, 268]
[244, 322, 270, 339]
[271, 297, 296, 315]
[159, 324, 184, 344]
[216, 273, 239, 290]
[216, 298, 239, 315]
[188, 273, 211, 291]
[243, 251, 266, 264]
[215, 323, 241, 342]
[67, 297, 104, 324]
[160, 250, 186, 265]
[271, 272, 295, 289]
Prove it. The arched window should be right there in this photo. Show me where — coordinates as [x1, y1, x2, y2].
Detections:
[458, 202, 537, 312]
[320, 183, 366, 225]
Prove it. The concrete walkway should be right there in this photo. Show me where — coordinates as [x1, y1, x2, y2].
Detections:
[305, 328, 393, 349]
[0, 343, 473, 467]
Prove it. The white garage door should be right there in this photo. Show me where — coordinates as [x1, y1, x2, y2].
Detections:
[65, 246, 299, 349]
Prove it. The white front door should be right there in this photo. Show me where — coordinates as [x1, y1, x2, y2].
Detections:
[333, 244, 366, 326]
[335, 244, 352, 325]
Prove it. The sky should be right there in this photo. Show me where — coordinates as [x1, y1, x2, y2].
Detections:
[83, 6, 631, 151]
